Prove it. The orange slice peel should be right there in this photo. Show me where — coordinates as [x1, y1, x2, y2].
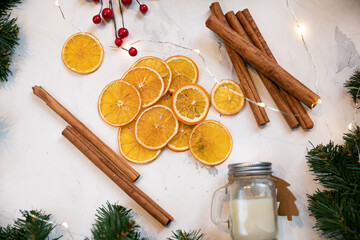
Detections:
[211, 79, 245, 115]
[135, 105, 179, 150]
[172, 84, 210, 125]
[98, 80, 142, 127]
[61, 32, 104, 74]
[118, 121, 161, 164]
[131, 56, 172, 96]
[122, 67, 164, 108]
[166, 55, 198, 93]
[189, 120, 232, 166]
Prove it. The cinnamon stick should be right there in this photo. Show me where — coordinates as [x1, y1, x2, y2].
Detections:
[32, 86, 140, 182]
[225, 11, 299, 129]
[209, 2, 269, 126]
[62, 126, 173, 226]
[205, 14, 321, 109]
[239, 9, 314, 129]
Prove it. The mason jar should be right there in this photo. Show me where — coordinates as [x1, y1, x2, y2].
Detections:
[211, 162, 278, 240]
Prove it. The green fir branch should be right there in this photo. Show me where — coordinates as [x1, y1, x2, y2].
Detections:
[344, 71, 360, 103]
[87, 201, 146, 240]
[308, 190, 360, 240]
[307, 127, 360, 240]
[0, 225, 17, 240]
[167, 229, 205, 240]
[0, 0, 21, 82]
[0, 0, 21, 15]
[0, 209, 61, 240]
[0, 14, 19, 82]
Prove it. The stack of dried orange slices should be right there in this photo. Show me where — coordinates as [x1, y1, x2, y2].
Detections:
[98, 55, 241, 166]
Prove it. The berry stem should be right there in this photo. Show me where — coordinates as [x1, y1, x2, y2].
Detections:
[118, 0, 125, 28]
[135, 0, 140, 5]
[98, 0, 103, 15]
[109, 0, 118, 38]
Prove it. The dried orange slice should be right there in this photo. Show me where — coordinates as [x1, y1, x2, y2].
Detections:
[131, 56, 172, 95]
[122, 67, 164, 108]
[165, 55, 198, 93]
[98, 80, 142, 127]
[156, 92, 173, 108]
[172, 84, 210, 125]
[211, 79, 245, 115]
[118, 121, 161, 164]
[167, 122, 195, 152]
[61, 32, 103, 74]
[189, 120, 232, 166]
[135, 105, 178, 150]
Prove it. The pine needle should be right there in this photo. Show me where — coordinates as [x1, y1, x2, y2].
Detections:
[307, 127, 360, 239]
[344, 71, 360, 104]
[167, 229, 205, 240]
[87, 201, 146, 240]
[0, 0, 21, 82]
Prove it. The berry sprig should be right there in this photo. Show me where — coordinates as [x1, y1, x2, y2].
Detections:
[135, 0, 148, 14]
[91, 0, 148, 56]
[92, 0, 103, 24]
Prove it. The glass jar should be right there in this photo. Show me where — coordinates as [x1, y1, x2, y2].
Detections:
[211, 162, 278, 240]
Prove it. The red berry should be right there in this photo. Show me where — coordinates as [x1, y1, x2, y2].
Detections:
[92, 0, 100, 2]
[121, 0, 132, 6]
[115, 38, 123, 47]
[92, 15, 101, 24]
[102, 8, 113, 19]
[118, 28, 129, 39]
[128, 47, 137, 57]
[139, 4, 148, 13]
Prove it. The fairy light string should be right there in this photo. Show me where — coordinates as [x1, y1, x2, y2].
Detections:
[0, 209, 84, 239]
[130, 39, 311, 117]
[286, 0, 319, 95]
[8, 0, 332, 234]
[54, 0, 321, 118]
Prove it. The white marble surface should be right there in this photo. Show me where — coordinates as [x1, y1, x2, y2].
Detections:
[1, 0, 360, 239]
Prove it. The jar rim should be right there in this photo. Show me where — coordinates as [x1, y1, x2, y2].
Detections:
[228, 162, 272, 175]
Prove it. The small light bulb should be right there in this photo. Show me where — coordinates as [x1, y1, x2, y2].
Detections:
[55, 0, 60, 6]
[193, 49, 200, 54]
[317, 98, 322, 104]
[62, 222, 69, 229]
[296, 23, 306, 36]
[348, 123, 353, 130]
[257, 102, 265, 107]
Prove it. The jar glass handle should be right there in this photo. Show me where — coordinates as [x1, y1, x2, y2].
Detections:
[211, 186, 229, 232]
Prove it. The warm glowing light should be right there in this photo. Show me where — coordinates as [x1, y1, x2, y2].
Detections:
[62, 222, 69, 229]
[193, 49, 200, 54]
[257, 102, 265, 107]
[348, 123, 353, 130]
[317, 99, 321, 104]
[296, 23, 306, 36]
[55, 0, 59, 6]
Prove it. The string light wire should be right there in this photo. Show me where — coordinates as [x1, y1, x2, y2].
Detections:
[0, 209, 86, 239]
[130, 39, 309, 117]
[286, 0, 319, 95]
[54, 0, 321, 118]
[8, 0, 328, 235]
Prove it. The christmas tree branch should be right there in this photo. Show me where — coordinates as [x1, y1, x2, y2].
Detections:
[87, 201, 146, 240]
[167, 229, 205, 240]
[307, 127, 360, 240]
[0, 209, 62, 240]
[0, 0, 20, 15]
[0, 0, 21, 82]
[344, 70, 360, 104]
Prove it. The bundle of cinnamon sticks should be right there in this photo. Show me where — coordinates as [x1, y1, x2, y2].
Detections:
[32, 86, 173, 226]
[207, 2, 320, 130]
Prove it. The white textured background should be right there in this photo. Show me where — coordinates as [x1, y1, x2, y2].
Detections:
[1, 0, 359, 239]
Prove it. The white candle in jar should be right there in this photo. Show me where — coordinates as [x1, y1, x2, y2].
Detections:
[230, 198, 277, 240]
